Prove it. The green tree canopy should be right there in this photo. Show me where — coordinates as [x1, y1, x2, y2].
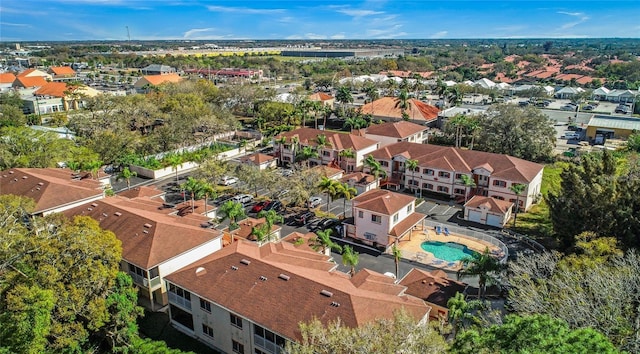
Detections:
[451, 314, 618, 354]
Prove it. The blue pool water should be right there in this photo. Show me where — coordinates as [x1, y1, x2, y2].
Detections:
[420, 241, 478, 262]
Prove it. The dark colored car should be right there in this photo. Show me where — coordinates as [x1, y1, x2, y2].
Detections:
[313, 218, 341, 231]
[262, 200, 283, 212]
[251, 200, 271, 213]
[294, 211, 315, 226]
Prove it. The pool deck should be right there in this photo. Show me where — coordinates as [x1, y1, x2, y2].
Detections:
[395, 226, 503, 271]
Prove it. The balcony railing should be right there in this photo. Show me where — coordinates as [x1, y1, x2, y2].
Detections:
[168, 292, 192, 310]
[129, 272, 162, 289]
[254, 334, 283, 354]
[149, 276, 161, 288]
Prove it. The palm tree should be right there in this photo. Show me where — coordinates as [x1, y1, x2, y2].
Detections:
[315, 134, 331, 162]
[338, 148, 356, 171]
[457, 248, 503, 300]
[318, 176, 340, 212]
[321, 105, 333, 130]
[447, 292, 484, 337]
[338, 182, 357, 218]
[249, 224, 271, 244]
[342, 245, 359, 277]
[405, 159, 419, 196]
[117, 167, 137, 190]
[164, 153, 183, 183]
[363, 84, 379, 116]
[309, 229, 342, 255]
[448, 86, 462, 107]
[391, 244, 402, 280]
[335, 86, 353, 117]
[460, 174, 476, 203]
[296, 146, 319, 168]
[181, 177, 202, 212]
[395, 89, 410, 119]
[199, 180, 216, 216]
[218, 201, 245, 230]
[364, 155, 387, 180]
[509, 183, 527, 227]
[257, 209, 284, 229]
[275, 136, 287, 166]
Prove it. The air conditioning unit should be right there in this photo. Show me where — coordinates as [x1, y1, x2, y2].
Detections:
[143, 278, 149, 287]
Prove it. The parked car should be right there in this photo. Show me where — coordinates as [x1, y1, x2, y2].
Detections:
[262, 200, 283, 212]
[308, 196, 322, 208]
[214, 194, 233, 205]
[294, 211, 316, 226]
[561, 132, 580, 140]
[582, 105, 595, 111]
[280, 169, 293, 177]
[231, 194, 253, 205]
[560, 104, 577, 111]
[251, 200, 271, 213]
[518, 101, 529, 107]
[313, 218, 341, 231]
[615, 106, 630, 114]
[220, 176, 239, 186]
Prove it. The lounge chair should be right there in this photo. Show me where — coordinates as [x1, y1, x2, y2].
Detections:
[447, 262, 457, 267]
[435, 225, 442, 235]
[444, 227, 450, 236]
[432, 258, 444, 264]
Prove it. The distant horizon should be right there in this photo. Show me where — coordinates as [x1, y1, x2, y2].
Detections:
[2, 1, 640, 42]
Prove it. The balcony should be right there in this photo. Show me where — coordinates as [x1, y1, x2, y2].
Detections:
[254, 334, 284, 354]
[129, 272, 162, 289]
[168, 292, 192, 310]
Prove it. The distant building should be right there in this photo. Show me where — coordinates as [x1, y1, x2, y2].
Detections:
[363, 121, 429, 147]
[141, 64, 176, 75]
[360, 97, 440, 126]
[281, 48, 404, 58]
[134, 73, 183, 92]
[48, 66, 77, 81]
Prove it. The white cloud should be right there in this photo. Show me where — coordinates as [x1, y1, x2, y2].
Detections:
[336, 9, 384, 17]
[304, 33, 328, 39]
[183, 28, 215, 38]
[206, 5, 285, 15]
[429, 31, 448, 39]
[557, 11, 589, 30]
[0, 22, 31, 27]
[331, 33, 346, 39]
[366, 25, 406, 39]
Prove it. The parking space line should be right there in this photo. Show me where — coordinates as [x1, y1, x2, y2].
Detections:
[428, 204, 439, 213]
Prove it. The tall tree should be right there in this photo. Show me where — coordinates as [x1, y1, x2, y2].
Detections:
[217, 201, 245, 229]
[364, 155, 387, 179]
[405, 159, 419, 196]
[460, 174, 476, 203]
[338, 182, 357, 218]
[335, 86, 353, 117]
[391, 244, 402, 280]
[341, 245, 359, 277]
[318, 176, 340, 212]
[457, 248, 503, 299]
[296, 146, 319, 168]
[116, 167, 137, 190]
[308, 229, 342, 255]
[509, 183, 527, 227]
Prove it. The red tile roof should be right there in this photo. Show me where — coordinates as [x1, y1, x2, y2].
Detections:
[275, 128, 378, 152]
[16, 68, 38, 77]
[389, 212, 425, 237]
[13, 76, 47, 88]
[361, 97, 439, 122]
[117, 186, 165, 200]
[308, 92, 333, 101]
[165, 241, 430, 341]
[0, 168, 104, 214]
[0, 72, 16, 84]
[365, 121, 426, 139]
[49, 66, 76, 76]
[465, 195, 514, 214]
[368, 142, 543, 184]
[138, 73, 182, 86]
[399, 268, 467, 309]
[353, 189, 415, 215]
[63, 196, 221, 269]
[34, 82, 68, 97]
[341, 172, 376, 185]
[240, 152, 276, 165]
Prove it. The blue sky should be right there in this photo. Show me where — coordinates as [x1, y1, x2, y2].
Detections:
[1, 1, 639, 41]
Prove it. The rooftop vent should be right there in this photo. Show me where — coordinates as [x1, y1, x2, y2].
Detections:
[22, 176, 28, 179]
[330, 301, 340, 307]
[91, 203, 98, 207]
[8, 171, 14, 174]
[259, 276, 268, 281]
[278, 274, 290, 281]
[87, 207, 93, 211]
[320, 290, 334, 297]
[196, 267, 207, 276]
[231, 266, 239, 271]
[114, 212, 122, 216]
[143, 230, 149, 234]
[102, 213, 108, 217]
[240, 259, 251, 265]
[143, 223, 152, 228]
[36, 187, 40, 190]
[38, 182, 44, 186]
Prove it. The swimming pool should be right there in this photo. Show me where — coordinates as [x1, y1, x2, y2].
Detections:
[420, 241, 478, 262]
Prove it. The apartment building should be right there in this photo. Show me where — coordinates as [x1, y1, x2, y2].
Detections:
[362, 120, 429, 147]
[164, 240, 431, 354]
[366, 142, 543, 211]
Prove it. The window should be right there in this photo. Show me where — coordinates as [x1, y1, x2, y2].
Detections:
[149, 267, 159, 279]
[322, 150, 331, 157]
[455, 173, 463, 180]
[493, 180, 507, 187]
[255, 349, 268, 354]
[438, 171, 451, 178]
[128, 263, 147, 278]
[200, 298, 211, 312]
[454, 188, 465, 195]
[423, 168, 434, 175]
[371, 215, 382, 224]
[202, 324, 214, 338]
[423, 183, 433, 190]
[230, 313, 243, 329]
[437, 186, 449, 193]
[232, 340, 245, 354]
[407, 204, 413, 213]
[168, 284, 191, 301]
[364, 232, 376, 240]
[393, 214, 399, 223]
[380, 161, 389, 167]
[254, 324, 287, 349]
[358, 211, 363, 218]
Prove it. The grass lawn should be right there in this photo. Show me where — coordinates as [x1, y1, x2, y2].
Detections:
[506, 162, 568, 249]
[138, 311, 221, 354]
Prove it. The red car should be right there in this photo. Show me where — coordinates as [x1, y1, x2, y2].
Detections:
[251, 200, 271, 213]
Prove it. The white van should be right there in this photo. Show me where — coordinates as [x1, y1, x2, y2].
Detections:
[562, 132, 580, 140]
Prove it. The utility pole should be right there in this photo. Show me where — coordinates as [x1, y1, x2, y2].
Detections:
[126, 26, 131, 44]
